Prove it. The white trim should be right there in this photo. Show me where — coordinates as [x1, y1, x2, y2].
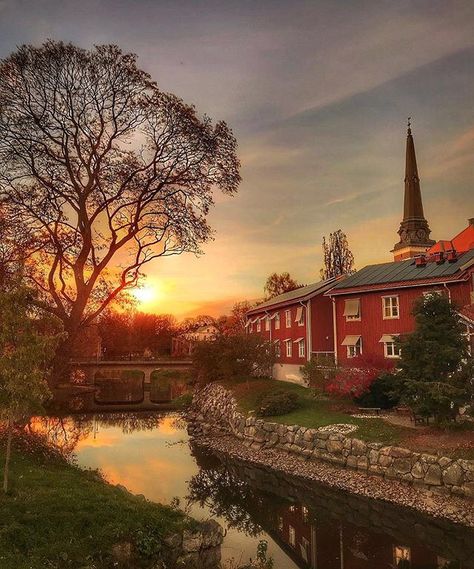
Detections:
[382, 295, 399, 320]
[285, 309, 292, 328]
[306, 299, 312, 362]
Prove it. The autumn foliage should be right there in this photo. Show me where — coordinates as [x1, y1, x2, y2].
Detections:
[326, 354, 392, 398]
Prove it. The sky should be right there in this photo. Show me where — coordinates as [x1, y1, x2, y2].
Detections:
[1, 0, 473, 318]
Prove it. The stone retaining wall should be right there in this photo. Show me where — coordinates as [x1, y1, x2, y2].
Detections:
[189, 383, 474, 500]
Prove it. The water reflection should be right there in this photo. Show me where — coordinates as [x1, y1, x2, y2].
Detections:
[29, 412, 474, 569]
[188, 447, 474, 569]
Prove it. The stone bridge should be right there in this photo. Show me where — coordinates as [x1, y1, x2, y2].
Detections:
[71, 359, 192, 384]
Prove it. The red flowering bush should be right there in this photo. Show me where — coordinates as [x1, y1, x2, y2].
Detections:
[326, 355, 391, 398]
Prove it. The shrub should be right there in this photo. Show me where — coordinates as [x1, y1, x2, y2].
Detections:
[326, 355, 392, 399]
[257, 390, 300, 417]
[300, 355, 336, 391]
[192, 334, 276, 384]
[354, 372, 400, 409]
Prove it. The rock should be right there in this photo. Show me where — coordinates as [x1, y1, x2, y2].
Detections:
[389, 447, 413, 459]
[443, 463, 464, 487]
[393, 458, 412, 475]
[379, 454, 393, 468]
[411, 462, 424, 479]
[327, 439, 344, 454]
[182, 530, 203, 553]
[351, 439, 367, 456]
[424, 465, 442, 486]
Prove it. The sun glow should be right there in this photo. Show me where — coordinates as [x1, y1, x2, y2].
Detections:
[132, 285, 160, 307]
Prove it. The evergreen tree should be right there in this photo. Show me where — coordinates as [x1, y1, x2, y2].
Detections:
[396, 294, 472, 423]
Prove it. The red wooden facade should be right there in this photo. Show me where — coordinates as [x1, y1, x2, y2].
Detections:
[246, 280, 336, 383]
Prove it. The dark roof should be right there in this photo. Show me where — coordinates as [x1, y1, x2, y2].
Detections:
[330, 248, 474, 293]
[247, 277, 337, 315]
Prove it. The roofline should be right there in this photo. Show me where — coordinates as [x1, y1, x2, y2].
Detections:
[246, 278, 338, 315]
[325, 274, 470, 297]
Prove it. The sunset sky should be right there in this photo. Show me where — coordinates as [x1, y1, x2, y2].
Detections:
[1, 0, 473, 318]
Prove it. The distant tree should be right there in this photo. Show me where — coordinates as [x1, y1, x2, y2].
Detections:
[396, 294, 472, 423]
[192, 334, 276, 383]
[218, 300, 255, 335]
[320, 229, 355, 279]
[0, 41, 240, 382]
[0, 286, 59, 492]
[264, 272, 301, 300]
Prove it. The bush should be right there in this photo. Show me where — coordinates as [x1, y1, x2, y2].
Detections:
[354, 372, 400, 409]
[300, 355, 336, 391]
[192, 334, 276, 384]
[257, 390, 300, 417]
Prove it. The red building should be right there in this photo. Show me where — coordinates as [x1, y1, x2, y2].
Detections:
[246, 279, 337, 384]
[327, 124, 474, 366]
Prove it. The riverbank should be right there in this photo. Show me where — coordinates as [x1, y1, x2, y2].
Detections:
[0, 427, 222, 569]
[188, 384, 474, 527]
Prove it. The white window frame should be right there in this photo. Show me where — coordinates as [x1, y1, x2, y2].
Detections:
[347, 337, 362, 358]
[289, 525, 296, 547]
[344, 298, 361, 321]
[382, 295, 399, 319]
[298, 339, 305, 358]
[265, 316, 270, 331]
[285, 309, 292, 328]
[285, 340, 292, 357]
[394, 546, 411, 565]
[275, 341, 281, 358]
[274, 312, 280, 330]
[256, 319, 261, 332]
[384, 340, 401, 359]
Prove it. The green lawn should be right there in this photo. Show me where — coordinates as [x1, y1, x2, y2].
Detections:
[223, 377, 413, 445]
[0, 430, 194, 569]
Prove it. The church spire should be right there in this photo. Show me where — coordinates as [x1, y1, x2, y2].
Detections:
[392, 120, 435, 261]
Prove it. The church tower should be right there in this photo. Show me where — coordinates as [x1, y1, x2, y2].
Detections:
[392, 120, 435, 261]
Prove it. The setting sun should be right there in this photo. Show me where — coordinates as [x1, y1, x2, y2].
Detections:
[132, 285, 159, 307]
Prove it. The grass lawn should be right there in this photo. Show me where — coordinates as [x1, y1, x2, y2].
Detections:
[0, 429, 194, 569]
[222, 377, 474, 455]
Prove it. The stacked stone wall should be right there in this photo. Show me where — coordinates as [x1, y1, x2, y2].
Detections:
[189, 384, 474, 500]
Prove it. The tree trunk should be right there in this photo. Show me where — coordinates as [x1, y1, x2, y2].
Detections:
[3, 417, 13, 494]
[50, 335, 75, 388]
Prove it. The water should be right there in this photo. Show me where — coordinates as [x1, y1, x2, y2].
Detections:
[38, 411, 474, 569]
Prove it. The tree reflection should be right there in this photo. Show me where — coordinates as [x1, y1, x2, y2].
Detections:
[187, 448, 286, 538]
[26, 416, 93, 457]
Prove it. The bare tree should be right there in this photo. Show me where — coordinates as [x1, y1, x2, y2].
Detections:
[0, 42, 240, 381]
[264, 272, 301, 300]
[320, 229, 355, 279]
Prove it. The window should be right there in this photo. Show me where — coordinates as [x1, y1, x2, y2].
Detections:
[288, 525, 296, 547]
[256, 319, 261, 332]
[344, 298, 361, 321]
[285, 339, 292, 357]
[383, 296, 399, 319]
[379, 334, 400, 358]
[342, 335, 362, 358]
[249, 322, 253, 333]
[394, 545, 411, 566]
[274, 340, 281, 358]
[297, 338, 305, 358]
[265, 316, 270, 331]
[285, 309, 292, 328]
[274, 312, 280, 329]
[295, 306, 304, 326]
[300, 536, 310, 562]
[278, 516, 284, 532]
[302, 506, 309, 523]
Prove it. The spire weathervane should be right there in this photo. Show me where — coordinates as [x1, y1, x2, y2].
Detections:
[407, 116, 411, 135]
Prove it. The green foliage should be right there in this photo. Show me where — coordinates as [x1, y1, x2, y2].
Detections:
[0, 286, 58, 421]
[0, 429, 190, 568]
[354, 372, 401, 410]
[192, 334, 276, 383]
[300, 355, 336, 391]
[263, 272, 301, 300]
[257, 390, 301, 417]
[395, 294, 472, 423]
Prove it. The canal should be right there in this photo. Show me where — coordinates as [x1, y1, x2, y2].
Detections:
[38, 411, 474, 569]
